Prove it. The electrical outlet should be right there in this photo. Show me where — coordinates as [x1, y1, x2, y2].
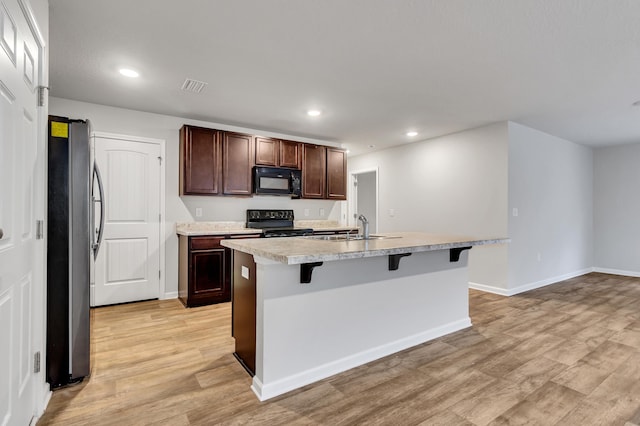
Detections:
[512, 208, 519, 217]
[304, 208, 310, 217]
[319, 208, 325, 217]
[389, 208, 395, 217]
[537, 252, 541, 262]
[195, 208, 202, 217]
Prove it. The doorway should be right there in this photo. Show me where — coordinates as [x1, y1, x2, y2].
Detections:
[349, 168, 379, 232]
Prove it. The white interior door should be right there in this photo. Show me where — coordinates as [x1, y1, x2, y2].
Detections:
[350, 169, 378, 232]
[93, 136, 161, 307]
[0, 0, 43, 423]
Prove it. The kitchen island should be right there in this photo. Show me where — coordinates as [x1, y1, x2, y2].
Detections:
[221, 232, 508, 401]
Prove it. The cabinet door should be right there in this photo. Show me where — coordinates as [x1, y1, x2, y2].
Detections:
[279, 140, 301, 169]
[180, 126, 221, 195]
[302, 144, 326, 198]
[326, 148, 347, 200]
[255, 137, 279, 167]
[223, 132, 254, 195]
[190, 247, 231, 305]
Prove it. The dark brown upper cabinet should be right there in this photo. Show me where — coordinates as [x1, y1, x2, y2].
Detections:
[279, 140, 301, 169]
[223, 132, 254, 196]
[181, 124, 346, 200]
[255, 137, 279, 167]
[302, 144, 326, 199]
[255, 137, 301, 169]
[180, 125, 222, 195]
[326, 147, 347, 200]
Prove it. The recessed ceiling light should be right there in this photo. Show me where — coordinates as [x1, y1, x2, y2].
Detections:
[368, 144, 375, 148]
[406, 131, 418, 137]
[633, 100, 640, 107]
[119, 68, 139, 78]
[307, 110, 321, 117]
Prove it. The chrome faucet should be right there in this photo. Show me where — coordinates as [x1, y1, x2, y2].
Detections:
[357, 214, 370, 239]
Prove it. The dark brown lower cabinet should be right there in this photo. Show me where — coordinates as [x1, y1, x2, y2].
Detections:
[178, 236, 229, 307]
[178, 234, 260, 308]
[231, 250, 257, 376]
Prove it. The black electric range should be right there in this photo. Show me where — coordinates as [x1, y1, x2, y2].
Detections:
[246, 209, 313, 238]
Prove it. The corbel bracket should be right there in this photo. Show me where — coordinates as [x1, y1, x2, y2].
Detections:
[300, 262, 323, 284]
[449, 246, 472, 262]
[388, 253, 412, 271]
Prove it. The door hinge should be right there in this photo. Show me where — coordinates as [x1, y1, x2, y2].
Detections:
[158, 156, 162, 164]
[36, 220, 44, 239]
[34, 351, 41, 373]
[37, 86, 49, 107]
[158, 270, 161, 279]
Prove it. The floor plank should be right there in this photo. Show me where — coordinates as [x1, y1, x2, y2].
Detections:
[38, 272, 640, 425]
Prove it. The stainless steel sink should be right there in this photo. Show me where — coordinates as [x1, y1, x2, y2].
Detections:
[304, 234, 399, 241]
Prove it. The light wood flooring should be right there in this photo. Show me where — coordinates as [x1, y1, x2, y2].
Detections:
[38, 272, 640, 425]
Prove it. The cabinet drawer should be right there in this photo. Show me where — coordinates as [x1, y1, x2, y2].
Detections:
[190, 237, 225, 250]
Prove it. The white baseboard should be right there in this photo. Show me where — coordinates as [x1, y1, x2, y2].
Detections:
[161, 291, 178, 300]
[468, 282, 511, 296]
[31, 383, 52, 425]
[470, 267, 594, 296]
[592, 267, 640, 278]
[251, 317, 472, 401]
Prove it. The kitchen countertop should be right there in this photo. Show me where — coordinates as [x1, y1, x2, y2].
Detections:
[221, 232, 509, 265]
[175, 220, 358, 236]
[176, 222, 260, 236]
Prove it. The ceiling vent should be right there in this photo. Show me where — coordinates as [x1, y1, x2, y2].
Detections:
[181, 78, 208, 94]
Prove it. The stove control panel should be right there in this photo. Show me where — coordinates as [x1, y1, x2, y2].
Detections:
[247, 209, 294, 221]
[246, 209, 296, 229]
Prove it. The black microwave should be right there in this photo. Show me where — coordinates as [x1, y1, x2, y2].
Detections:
[253, 166, 302, 198]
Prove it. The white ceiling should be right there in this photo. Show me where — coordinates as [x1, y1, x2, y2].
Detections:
[49, 0, 640, 155]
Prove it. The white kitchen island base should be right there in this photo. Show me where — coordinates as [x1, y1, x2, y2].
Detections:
[247, 248, 472, 401]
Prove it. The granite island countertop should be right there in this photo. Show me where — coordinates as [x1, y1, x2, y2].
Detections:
[220, 232, 509, 265]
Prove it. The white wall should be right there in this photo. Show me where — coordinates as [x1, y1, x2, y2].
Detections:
[594, 144, 640, 275]
[507, 122, 593, 293]
[349, 121, 597, 294]
[49, 97, 343, 296]
[348, 122, 510, 288]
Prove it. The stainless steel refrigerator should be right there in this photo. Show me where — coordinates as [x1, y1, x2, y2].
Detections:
[46, 116, 104, 388]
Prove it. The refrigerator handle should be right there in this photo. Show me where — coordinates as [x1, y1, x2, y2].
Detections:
[92, 162, 105, 260]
